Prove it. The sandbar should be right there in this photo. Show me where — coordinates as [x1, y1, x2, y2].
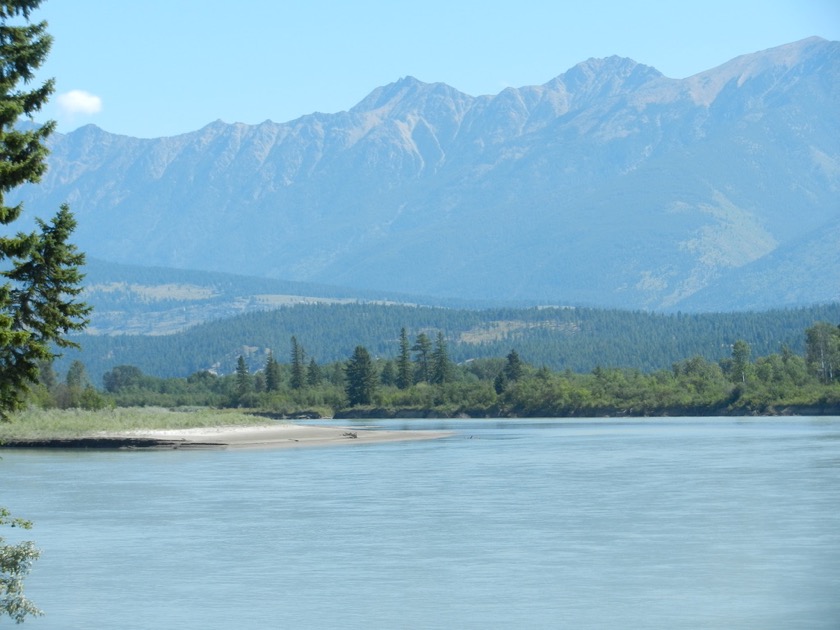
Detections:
[99, 423, 452, 450]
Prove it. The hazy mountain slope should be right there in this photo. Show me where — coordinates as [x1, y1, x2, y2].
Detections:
[11, 37, 839, 310]
[79, 257, 518, 335]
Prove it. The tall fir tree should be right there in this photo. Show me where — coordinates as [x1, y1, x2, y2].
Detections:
[235, 355, 250, 402]
[264, 351, 281, 392]
[503, 349, 525, 382]
[412, 332, 432, 384]
[380, 360, 396, 386]
[345, 345, 376, 406]
[290, 336, 305, 390]
[431, 331, 451, 385]
[306, 357, 322, 387]
[396, 327, 412, 389]
[0, 1, 90, 420]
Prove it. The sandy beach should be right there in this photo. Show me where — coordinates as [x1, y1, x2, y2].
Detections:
[107, 423, 452, 450]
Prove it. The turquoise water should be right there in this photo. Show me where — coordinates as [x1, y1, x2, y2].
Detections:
[3, 418, 839, 629]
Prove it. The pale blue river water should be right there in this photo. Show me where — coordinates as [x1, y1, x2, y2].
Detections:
[2, 417, 839, 629]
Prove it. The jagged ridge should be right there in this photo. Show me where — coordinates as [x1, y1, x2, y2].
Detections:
[11, 38, 840, 311]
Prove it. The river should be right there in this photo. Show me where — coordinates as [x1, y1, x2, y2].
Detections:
[3, 417, 839, 629]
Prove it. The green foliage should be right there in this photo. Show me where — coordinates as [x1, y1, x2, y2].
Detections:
[412, 332, 432, 384]
[806, 322, 840, 383]
[345, 346, 376, 406]
[396, 327, 411, 390]
[289, 336, 305, 390]
[19, 319, 840, 418]
[264, 351, 281, 392]
[504, 349, 525, 382]
[234, 355, 250, 404]
[53, 302, 840, 385]
[730, 340, 752, 384]
[0, 406, 274, 441]
[306, 358, 322, 387]
[0, 506, 42, 624]
[103, 364, 143, 392]
[0, 3, 90, 420]
[430, 332, 452, 385]
[379, 360, 396, 386]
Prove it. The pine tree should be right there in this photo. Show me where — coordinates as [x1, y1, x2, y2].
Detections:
[503, 349, 525, 382]
[264, 351, 280, 392]
[0, 1, 90, 420]
[345, 345, 376, 406]
[380, 360, 396, 386]
[396, 327, 412, 389]
[235, 355, 250, 402]
[412, 332, 432, 383]
[290, 336, 305, 390]
[65, 360, 90, 389]
[306, 357, 322, 387]
[431, 331, 451, 385]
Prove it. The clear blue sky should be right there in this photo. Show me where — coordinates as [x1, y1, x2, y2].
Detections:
[31, 0, 840, 138]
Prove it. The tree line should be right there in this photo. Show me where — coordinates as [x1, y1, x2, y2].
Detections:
[25, 322, 840, 417]
[51, 301, 840, 386]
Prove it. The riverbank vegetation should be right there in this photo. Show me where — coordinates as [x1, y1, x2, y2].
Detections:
[0, 407, 270, 441]
[10, 321, 840, 422]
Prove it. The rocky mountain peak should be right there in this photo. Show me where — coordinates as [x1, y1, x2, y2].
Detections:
[684, 36, 837, 106]
[351, 76, 448, 113]
[557, 56, 662, 92]
[15, 39, 839, 311]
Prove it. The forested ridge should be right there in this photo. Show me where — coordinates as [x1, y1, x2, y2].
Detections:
[55, 302, 840, 382]
[31, 317, 840, 418]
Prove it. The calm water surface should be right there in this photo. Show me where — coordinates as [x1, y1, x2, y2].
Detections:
[3, 417, 839, 629]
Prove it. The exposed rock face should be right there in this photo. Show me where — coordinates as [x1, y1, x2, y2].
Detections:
[12, 37, 840, 310]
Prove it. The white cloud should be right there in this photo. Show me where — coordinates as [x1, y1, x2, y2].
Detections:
[56, 90, 103, 115]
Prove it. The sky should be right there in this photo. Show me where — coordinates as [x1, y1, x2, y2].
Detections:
[29, 0, 840, 139]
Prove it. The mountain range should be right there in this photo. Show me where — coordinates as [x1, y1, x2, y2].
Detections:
[10, 37, 840, 312]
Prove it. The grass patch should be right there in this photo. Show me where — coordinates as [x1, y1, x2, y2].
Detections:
[0, 407, 276, 441]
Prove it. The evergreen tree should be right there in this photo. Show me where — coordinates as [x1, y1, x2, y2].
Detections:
[380, 360, 396, 386]
[36, 359, 56, 389]
[102, 364, 143, 393]
[0, 1, 90, 420]
[264, 351, 281, 392]
[290, 336, 305, 389]
[65, 360, 90, 389]
[306, 357, 322, 387]
[493, 370, 508, 395]
[396, 327, 412, 390]
[235, 355, 250, 401]
[345, 345, 376, 406]
[412, 332, 432, 383]
[503, 349, 525, 382]
[431, 331, 451, 385]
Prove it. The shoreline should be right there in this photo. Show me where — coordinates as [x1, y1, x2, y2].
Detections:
[0, 423, 453, 450]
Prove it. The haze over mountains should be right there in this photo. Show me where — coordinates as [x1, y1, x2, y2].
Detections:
[12, 37, 840, 312]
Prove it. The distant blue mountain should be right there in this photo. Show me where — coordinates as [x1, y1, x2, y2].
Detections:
[11, 37, 839, 311]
